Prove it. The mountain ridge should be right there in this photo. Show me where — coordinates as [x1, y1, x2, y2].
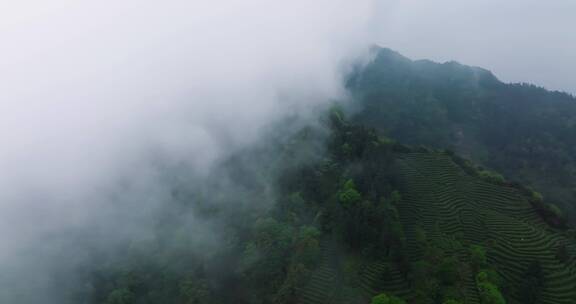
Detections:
[349, 46, 576, 222]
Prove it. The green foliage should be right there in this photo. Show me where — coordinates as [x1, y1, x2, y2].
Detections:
[478, 170, 505, 185]
[414, 226, 427, 247]
[294, 226, 321, 267]
[531, 198, 569, 229]
[371, 292, 406, 304]
[273, 263, 309, 304]
[469, 245, 488, 270]
[338, 179, 362, 206]
[329, 105, 346, 129]
[379, 136, 395, 146]
[75, 97, 576, 303]
[282, 192, 307, 222]
[476, 271, 506, 304]
[349, 46, 576, 222]
[547, 203, 563, 218]
[531, 190, 544, 203]
[437, 256, 460, 285]
[410, 232, 464, 303]
[253, 218, 293, 250]
[341, 143, 353, 158]
[390, 190, 402, 205]
[240, 217, 295, 295]
[383, 197, 406, 250]
[179, 278, 211, 304]
[105, 288, 134, 304]
[439, 290, 462, 304]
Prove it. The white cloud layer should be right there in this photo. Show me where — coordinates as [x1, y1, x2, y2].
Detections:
[0, 0, 378, 263]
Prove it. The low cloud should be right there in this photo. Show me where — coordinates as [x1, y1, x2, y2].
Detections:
[0, 1, 379, 302]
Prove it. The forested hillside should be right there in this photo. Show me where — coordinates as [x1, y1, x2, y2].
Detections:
[347, 47, 576, 222]
[49, 48, 576, 304]
[6, 2, 576, 304]
[75, 110, 576, 304]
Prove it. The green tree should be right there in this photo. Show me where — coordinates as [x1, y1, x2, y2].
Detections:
[476, 272, 506, 304]
[479, 170, 505, 185]
[371, 292, 406, 304]
[294, 226, 321, 267]
[390, 190, 402, 204]
[338, 179, 361, 206]
[469, 245, 487, 270]
[274, 263, 309, 304]
[105, 288, 134, 304]
[179, 278, 211, 304]
[437, 256, 460, 285]
[411, 260, 438, 302]
[382, 196, 406, 254]
[239, 217, 294, 294]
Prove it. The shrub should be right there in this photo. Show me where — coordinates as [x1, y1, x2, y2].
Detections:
[476, 272, 506, 304]
[338, 179, 362, 206]
[478, 170, 505, 185]
[371, 292, 406, 304]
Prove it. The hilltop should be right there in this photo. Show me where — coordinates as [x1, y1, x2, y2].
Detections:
[348, 46, 576, 222]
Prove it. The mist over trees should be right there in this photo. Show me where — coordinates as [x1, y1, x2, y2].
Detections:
[56, 103, 576, 303]
[2, 2, 576, 304]
[4, 46, 576, 303]
[0, 1, 379, 303]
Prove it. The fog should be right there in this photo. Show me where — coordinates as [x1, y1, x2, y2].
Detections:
[376, 0, 576, 94]
[0, 1, 378, 302]
[1, 1, 574, 302]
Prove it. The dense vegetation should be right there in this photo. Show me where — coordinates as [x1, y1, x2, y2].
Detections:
[57, 49, 576, 303]
[347, 47, 576, 222]
[68, 107, 576, 304]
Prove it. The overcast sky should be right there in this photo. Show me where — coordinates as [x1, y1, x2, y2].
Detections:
[378, 0, 576, 94]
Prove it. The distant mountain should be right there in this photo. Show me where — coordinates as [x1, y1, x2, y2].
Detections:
[35, 48, 576, 304]
[348, 46, 576, 221]
[54, 100, 576, 304]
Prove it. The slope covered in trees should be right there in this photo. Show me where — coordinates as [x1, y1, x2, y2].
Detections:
[43, 48, 576, 304]
[72, 110, 576, 304]
[347, 47, 576, 222]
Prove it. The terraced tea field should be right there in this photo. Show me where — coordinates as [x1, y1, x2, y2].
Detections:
[357, 260, 411, 301]
[299, 240, 339, 304]
[396, 152, 576, 303]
